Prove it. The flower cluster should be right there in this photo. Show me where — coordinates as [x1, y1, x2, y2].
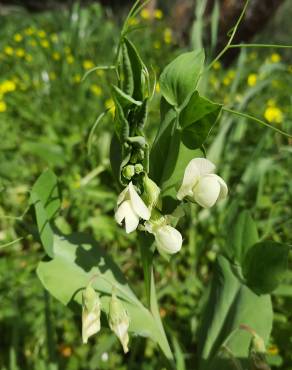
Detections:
[115, 158, 227, 255]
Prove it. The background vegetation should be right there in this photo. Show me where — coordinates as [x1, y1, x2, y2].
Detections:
[0, 1, 291, 369]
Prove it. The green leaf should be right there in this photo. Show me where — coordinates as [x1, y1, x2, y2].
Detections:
[243, 241, 290, 295]
[30, 169, 61, 219]
[30, 169, 61, 258]
[226, 210, 259, 265]
[159, 49, 205, 109]
[37, 232, 173, 360]
[198, 256, 273, 370]
[149, 98, 177, 184]
[180, 91, 222, 149]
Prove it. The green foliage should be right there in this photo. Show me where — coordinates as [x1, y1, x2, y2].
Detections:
[243, 241, 290, 295]
[37, 232, 172, 359]
[198, 256, 273, 370]
[159, 50, 205, 109]
[30, 169, 61, 257]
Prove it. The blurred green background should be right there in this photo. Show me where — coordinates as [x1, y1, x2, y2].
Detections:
[0, 1, 291, 369]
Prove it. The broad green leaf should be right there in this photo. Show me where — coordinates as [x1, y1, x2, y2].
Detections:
[149, 98, 177, 185]
[198, 256, 273, 370]
[243, 241, 290, 295]
[37, 232, 173, 360]
[30, 169, 61, 257]
[180, 91, 222, 149]
[30, 169, 61, 219]
[159, 49, 205, 109]
[226, 210, 259, 264]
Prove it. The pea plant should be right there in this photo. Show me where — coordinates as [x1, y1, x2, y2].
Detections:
[29, 1, 291, 369]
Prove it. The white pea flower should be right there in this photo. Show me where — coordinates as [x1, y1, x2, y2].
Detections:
[155, 225, 182, 255]
[146, 221, 182, 255]
[115, 182, 150, 233]
[177, 158, 228, 208]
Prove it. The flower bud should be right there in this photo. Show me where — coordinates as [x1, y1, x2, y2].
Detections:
[122, 165, 135, 180]
[154, 224, 182, 255]
[108, 292, 130, 353]
[82, 283, 101, 344]
[134, 163, 144, 174]
[142, 175, 161, 211]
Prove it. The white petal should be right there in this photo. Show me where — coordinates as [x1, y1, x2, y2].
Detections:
[155, 225, 182, 254]
[177, 158, 215, 200]
[114, 201, 129, 225]
[215, 175, 228, 200]
[128, 182, 150, 220]
[117, 186, 129, 205]
[124, 204, 140, 233]
[193, 174, 221, 208]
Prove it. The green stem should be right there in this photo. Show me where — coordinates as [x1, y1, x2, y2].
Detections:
[222, 107, 292, 138]
[207, 0, 250, 70]
[229, 43, 292, 49]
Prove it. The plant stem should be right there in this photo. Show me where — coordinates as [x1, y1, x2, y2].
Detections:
[207, 0, 250, 70]
[222, 107, 292, 138]
[229, 43, 292, 49]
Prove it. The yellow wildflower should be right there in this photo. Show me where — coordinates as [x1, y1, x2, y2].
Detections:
[270, 53, 281, 63]
[96, 69, 105, 77]
[29, 40, 37, 47]
[264, 106, 283, 124]
[83, 60, 95, 70]
[49, 72, 57, 81]
[247, 73, 257, 87]
[128, 17, 139, 26]
[66, 55, 74, 64]
[0, 101, 7, 112]
[153, 41, 161, 49]
[40, 40, 50, 48]
[223, 76, 231, 86]
[0, 80, 16, 93]
[267, 345, 279, 356]
[73, 74, 81, 84]
[155, 82, 160, 93]
[37, 30, 46, 38]
[16, 48, 25, 58]
[249, 51, 257, 61]
[90, 84, 102, 96]
[164, 28, 172, 44]
[14, 34, 23, 42]
[25, 27, 34, 36]
[51, 33, 59, 43]
[154, 9, 163, 19]
[105, 98, 115, 116]
[25, 54, 33, 62]
[64, 46, 71, 55]
[52, 52, 61, 61]
[141, 8, 150, 20]
[4, 46, 14, 56]
[212, 61, 221, 70]
[227, 70, 235, 79]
